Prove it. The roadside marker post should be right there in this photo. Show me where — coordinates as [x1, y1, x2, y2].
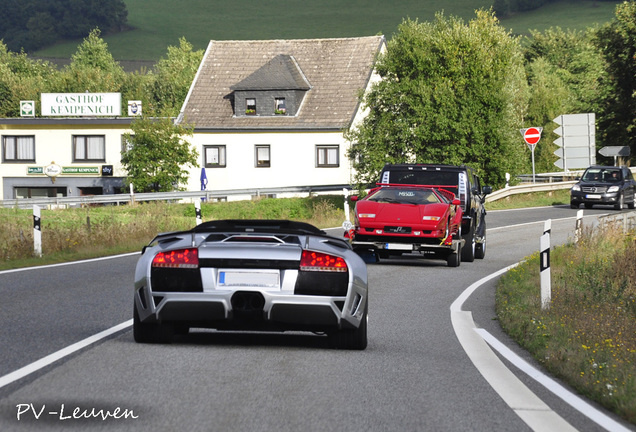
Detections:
[540, 230, 551, 310]
[543, 219, 551, 236]
[575, 210, 584, 242]
[33, 205, 42, 257]
[343, 188, 350, 222]
[195, 200, 202, 225]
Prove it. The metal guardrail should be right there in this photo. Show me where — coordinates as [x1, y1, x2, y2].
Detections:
[1, 184, 353, 209]
[3, 180, 580, 208]
[485, 181, 576, 203]
[598, 210, 636, 233]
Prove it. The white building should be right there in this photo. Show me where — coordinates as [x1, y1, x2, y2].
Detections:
[0, 36, 386, 201]
[177, 36, 386, 194]
[0, 117, 132, 200]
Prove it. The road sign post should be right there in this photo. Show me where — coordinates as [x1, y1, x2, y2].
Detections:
[520, 127, 542, 183]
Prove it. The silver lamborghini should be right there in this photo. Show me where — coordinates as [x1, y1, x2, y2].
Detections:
[133, 219, 368, 349]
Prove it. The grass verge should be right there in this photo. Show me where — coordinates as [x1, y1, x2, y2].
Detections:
[485, 188, 570, 210]
[496, 224, 636, 423]
[0, 195, 346, 271]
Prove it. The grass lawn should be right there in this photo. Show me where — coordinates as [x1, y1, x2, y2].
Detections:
[32, 0, 619, 61]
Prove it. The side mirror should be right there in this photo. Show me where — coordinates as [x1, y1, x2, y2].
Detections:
[350, 196, 359, 202]
[482, 186, 492, 195]
[452, 198, 461, 206]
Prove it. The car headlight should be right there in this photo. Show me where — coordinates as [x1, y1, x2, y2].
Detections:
[423, 216, 441, 221]
[607, 186, 619, 193]
[571, 185, 580, 192]
[358, 213, 376, 218]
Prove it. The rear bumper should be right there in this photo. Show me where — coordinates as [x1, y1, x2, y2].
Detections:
[134, 286, 364, 332]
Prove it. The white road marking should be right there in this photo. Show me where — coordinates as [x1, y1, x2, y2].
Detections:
[0, 320, 133, 390]
[0, 252, 139, 275]
[476, 328, 631, 432]
[451, 267, 629, 432]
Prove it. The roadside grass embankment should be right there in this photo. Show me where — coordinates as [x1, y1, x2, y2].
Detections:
[0, 195, 345, 271]
[497, 224, 636, 424]
[485, 188, 570, 210]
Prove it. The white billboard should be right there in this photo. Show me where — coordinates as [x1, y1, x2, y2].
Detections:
[41, 93, 121, 116]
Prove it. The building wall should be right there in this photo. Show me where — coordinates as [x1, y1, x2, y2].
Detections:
[0, 121, 131, 200]
[186, 130, 353, 192]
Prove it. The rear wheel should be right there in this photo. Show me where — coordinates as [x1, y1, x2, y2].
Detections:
[461, 225, 475, 262]
[475, 222, 486, 259]
[328, 304, 368, 350]
[133, 306, 174, 344]
[629, 192, 636, 209]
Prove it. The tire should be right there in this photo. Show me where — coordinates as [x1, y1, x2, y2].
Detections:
[570, 202, 579, 209]
[614, 193, 624, 210]
[461, 225, 475, 262]
[133, 306, 174, 344]
[629, 192, 635, 210]
[475, 222, 486, 260]
[328, 304, 368, 350]
[446, 248, 461, 267]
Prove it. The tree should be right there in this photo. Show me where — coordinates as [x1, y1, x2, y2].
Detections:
[523, 27, 607, 171]
[61, 28, 126, 93]
[595, 1, 636, 159]
[150, 38, 203, 116]
[0, 41, 60, 116]
[0, 0, 128, 53]
[346, 11, 529, 188]
[121, 117, 198, 192]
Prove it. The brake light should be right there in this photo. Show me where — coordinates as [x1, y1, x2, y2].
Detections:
[300, 250, 347, 272]
[152, 248, 199, 269]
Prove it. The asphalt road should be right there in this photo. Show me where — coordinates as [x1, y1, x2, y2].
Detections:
[0, 205, 633, 432]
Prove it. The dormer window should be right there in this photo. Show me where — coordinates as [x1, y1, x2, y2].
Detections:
[246, 98, 256, 115]
[275, 98, 286, 115]
[230, 55, 311, 118]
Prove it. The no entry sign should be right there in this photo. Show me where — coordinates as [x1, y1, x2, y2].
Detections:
[522, 127, 542, 145]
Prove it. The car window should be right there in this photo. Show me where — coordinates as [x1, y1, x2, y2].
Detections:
[582, 168, 622, 182]
[385, 171, 459, 188]
[367, 188, 441, 204]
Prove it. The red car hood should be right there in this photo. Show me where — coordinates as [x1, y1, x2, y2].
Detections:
[356, 201, 450, 225]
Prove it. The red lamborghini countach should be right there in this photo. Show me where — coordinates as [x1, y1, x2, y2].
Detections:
[345, 184, 465, 266]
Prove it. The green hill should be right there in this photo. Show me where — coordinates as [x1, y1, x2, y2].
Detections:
[33, 0, 620, 61]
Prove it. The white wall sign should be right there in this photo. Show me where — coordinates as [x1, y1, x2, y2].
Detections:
[41, 93, 121, 116]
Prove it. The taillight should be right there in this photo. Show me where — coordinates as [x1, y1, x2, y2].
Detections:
[152, 248, 199, 269]
[300, 250, 347, 272]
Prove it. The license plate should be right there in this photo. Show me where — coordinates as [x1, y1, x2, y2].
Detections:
[218, 270, 280, 289]
[386, 243, 413, 251]
[586, 194, 601, 199]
